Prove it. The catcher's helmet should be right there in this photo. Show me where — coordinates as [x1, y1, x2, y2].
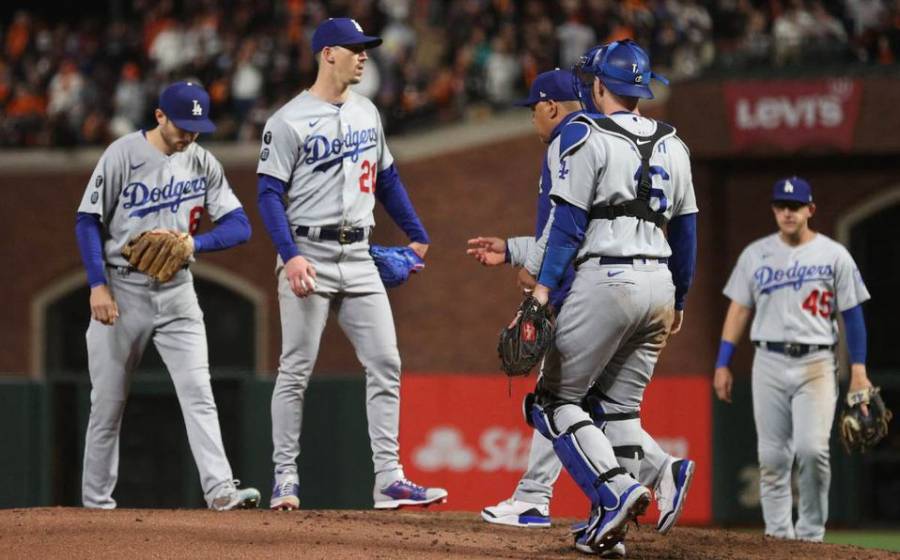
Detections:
[574, 40, 668, 101]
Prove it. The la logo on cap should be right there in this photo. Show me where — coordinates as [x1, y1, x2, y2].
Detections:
[784, 181, 794, 193]
[192, 100, 202, 116]
[352, 19, 363, 32]
[539, 91, 547, 97]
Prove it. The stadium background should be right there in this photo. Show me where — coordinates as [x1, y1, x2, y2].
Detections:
[1, 0, 898, 552]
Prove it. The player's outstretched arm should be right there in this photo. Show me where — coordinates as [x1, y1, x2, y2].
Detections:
[466, 236, 506, 266]
[713, 300, 752, 403]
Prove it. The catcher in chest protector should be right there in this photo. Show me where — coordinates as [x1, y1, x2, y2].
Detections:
[75, 80, 260, 511]
[471, 59, 699, 556]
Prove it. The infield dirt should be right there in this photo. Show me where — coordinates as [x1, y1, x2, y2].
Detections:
[0, 508, 893, 559]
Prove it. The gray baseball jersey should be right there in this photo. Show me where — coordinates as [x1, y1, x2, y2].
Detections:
[261, 88, 416, 501]
[257, 90, 393, 228]
[78, 131, 241, 265]
[549, 113, 697, 258]
[723, 232, 870, 344]
[79, 131, 245, 509]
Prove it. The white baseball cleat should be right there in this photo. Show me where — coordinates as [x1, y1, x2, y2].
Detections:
[209, 480, 261, 511]
[656, 458, 695, 534]
[481, 498, 551, 528]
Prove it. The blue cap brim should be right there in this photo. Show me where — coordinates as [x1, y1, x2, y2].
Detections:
[514, 96, 538, 107]
[333, 36, 383, 50]
[171, 117, 216, 133]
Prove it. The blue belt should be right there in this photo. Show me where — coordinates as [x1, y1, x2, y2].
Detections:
[295, 225, 367, 244]
[753, 341, 835, 358]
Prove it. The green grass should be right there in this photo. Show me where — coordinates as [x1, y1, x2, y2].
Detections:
[824, 531, 900, 552]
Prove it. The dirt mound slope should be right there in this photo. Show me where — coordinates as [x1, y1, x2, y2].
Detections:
[0, 508, 891, 559]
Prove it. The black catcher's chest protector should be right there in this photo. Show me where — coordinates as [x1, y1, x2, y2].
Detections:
[587, 117, 676, 228]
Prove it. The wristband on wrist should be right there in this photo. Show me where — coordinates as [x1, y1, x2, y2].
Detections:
[715, 340, 736, 369]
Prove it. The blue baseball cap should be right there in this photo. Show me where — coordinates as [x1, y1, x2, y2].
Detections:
[772, 176, 813, 204]
[514, 69, 579, 107]
[159, 81, 215, 133]
[312, 18, 382, 53]
[515, 68, 578, 107]
[578, 40, 668, 100]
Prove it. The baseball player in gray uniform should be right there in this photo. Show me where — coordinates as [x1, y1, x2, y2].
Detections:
[713, 177, 873, 541]
[75, 81, 260, 510]
[257, 18, 447, 510]
[470, 69, 695, 552]
[522, 40, 698, 555]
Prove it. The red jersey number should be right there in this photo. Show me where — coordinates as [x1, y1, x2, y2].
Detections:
[359, 161, 377, 193]
[802, 289, 834, 318]
[189, 206, 204, 235]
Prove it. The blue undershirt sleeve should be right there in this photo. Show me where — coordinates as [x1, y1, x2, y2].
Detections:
[537, 200, 588, 289]
[75, 212, 107, 288]
[375, 164, 430, 244]
[257, 173, 300, 263]
[667, 212, 697, 310]
[841, 304, 867, 365]
[192, 208, 251, 253]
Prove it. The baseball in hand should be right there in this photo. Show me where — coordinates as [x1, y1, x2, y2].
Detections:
[302, 277, 317, 292]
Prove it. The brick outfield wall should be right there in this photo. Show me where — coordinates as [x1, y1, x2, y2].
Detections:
[4, 76, 900, 378]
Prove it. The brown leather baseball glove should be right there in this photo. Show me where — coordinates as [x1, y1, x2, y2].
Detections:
[121, 230, 193, 283]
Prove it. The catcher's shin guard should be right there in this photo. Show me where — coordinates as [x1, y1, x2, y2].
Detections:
[585, 393, 644, 479]
[529, 402, 628, 509]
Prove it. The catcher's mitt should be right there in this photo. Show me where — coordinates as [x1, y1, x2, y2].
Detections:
[839, 386, 892, 453]
[498, 296, 554, 376]
[370, 245, 425, 288]
[121, 230, 193, 283]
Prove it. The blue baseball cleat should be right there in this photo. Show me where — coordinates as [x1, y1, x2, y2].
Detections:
[374, 478, 448, 509]
[270, 472, 300, 511]
[579, 483, 651, 553]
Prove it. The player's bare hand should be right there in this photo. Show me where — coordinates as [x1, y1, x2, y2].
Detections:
[408, 242, 429, 259]
[285, 255, 317, 298]
[532, 284, 550, 306]
[713, 367, 733, 403]
[466, 237, 506, 266]
[669, 310, 684, 338]
[849, 363, 873, 416]
[90, 284, 119, 325]
[517, 268, 537, 291]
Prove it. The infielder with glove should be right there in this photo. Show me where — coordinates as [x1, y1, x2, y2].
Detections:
[469, 69, 695, 557]
[75, 81, 260, 510]
[714, 177, 883, 541]
[519, 40, 698, 555]
[256, 18, 446, 511]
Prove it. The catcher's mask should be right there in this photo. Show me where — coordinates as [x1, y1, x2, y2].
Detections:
[573, 40, 669, 103]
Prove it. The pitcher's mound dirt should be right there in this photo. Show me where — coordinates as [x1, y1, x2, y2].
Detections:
[0, 508, 892, 559]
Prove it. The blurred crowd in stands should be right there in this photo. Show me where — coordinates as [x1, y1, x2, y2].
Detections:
[1, 0, 898, 147]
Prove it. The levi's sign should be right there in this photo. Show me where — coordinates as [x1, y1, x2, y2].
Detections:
[723, 79, 862, 151]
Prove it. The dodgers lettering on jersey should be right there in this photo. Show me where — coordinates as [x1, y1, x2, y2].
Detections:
[548, 113, 698, 259]
[77, 131, 242, 266]
[723, 233, 871, 345]
[257, 90, 392, 228]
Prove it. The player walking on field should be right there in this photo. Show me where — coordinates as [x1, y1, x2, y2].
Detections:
[468, 69, 695, 556]
[521, 40, 698, 555]
[713, 177, 873, 541]
[256, 17, 446, 511]
[75, 81, 260, 510]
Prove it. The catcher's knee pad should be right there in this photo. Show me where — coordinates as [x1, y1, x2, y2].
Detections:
[530, 402, 626, 509]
